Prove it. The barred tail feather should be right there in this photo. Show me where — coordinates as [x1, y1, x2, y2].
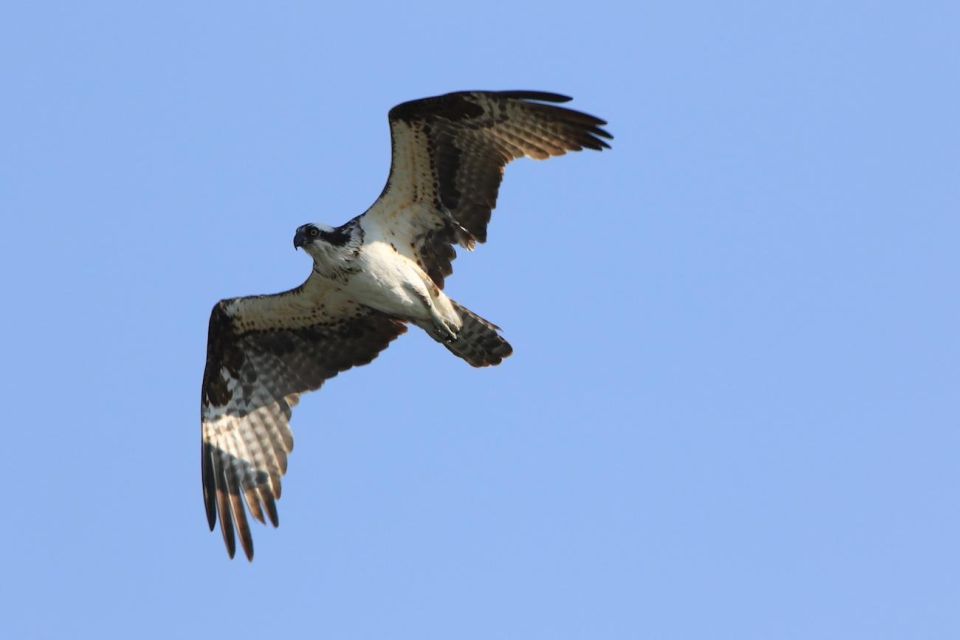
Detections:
[424, 301, 513, 367]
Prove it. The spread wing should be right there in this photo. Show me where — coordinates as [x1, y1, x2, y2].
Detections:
[361, 90, 612, 287]
[200, 275, 407, 560]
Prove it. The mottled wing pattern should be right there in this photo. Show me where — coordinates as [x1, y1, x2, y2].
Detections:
[363, 91, 612, 287]
[201, 276, 407, 560]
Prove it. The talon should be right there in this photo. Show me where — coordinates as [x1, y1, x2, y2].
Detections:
[432, 319, 459, 342]
[440, 325, 458, 342]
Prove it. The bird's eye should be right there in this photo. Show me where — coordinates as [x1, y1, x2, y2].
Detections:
[308, 227, 320, 238]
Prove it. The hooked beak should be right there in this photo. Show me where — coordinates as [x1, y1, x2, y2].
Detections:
[293, 228, 308, 250]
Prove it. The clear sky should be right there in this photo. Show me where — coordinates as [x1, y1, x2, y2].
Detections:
[2, 1, 957, 638]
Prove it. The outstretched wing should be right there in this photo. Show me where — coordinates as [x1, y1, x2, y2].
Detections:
[361, 90, 612, 287]
[201, 275, 407, 560]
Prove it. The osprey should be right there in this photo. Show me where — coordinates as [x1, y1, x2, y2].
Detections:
[201, 90, 611, 559]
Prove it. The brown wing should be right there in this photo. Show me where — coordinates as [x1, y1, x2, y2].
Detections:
[362, 91, 612, 287]
[200, 275, 406, 560]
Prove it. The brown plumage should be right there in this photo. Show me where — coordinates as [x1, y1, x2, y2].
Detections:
[201, 281, 406, 560]
[372, 90, 612, 289]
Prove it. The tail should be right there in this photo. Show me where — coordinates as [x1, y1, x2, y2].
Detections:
[420, 301, 513, 367]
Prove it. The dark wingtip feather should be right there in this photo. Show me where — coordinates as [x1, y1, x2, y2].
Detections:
[574, 126, 613, 151]
[585, 128, 614, 150]
[230, 492, 254, 561]
[216, 487, 236, 559]
[241, 535, 254, 561]
[261, 489, 279, 528]
[494, 90, 572, 103]
[245, 488, 266, 524]
[210, 450, 237, 557]
[201, 444, 217, 530]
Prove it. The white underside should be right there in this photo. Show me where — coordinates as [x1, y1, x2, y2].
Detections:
[354, 241, 460, 331]
[303, 201, 464, 336]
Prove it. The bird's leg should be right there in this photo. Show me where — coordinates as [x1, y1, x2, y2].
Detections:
[407, 283, 459, 342]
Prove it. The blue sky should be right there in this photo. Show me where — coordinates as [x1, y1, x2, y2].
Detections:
[2, 1, 958, 638]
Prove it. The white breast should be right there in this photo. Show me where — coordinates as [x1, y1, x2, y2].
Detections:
[341, 239, 433, 321]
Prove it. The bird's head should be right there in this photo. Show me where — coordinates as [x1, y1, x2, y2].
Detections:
[293, 223, 332, 251]
[294, 223, 356, 265]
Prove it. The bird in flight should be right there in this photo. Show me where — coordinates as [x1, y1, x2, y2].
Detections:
[201, 90, 612, 559]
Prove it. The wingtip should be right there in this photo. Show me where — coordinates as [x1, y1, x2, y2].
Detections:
[595, 126, 614, 141]
[592, 132, 614, 150]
